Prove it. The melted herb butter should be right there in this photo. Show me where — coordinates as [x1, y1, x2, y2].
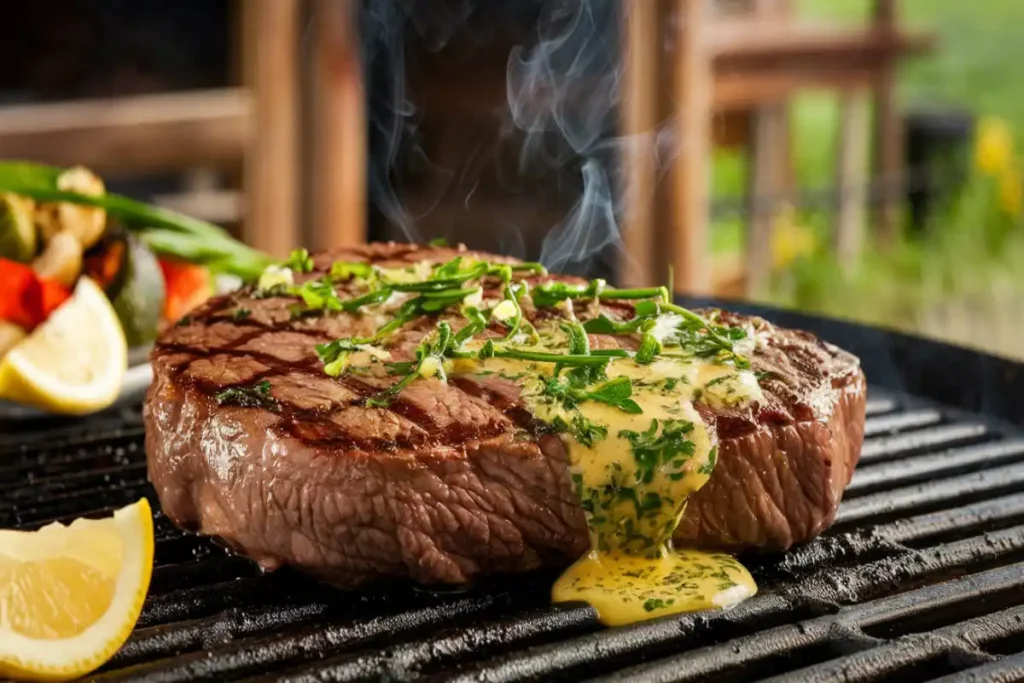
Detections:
[456, 345, 759, 626]
[553, 549, 755, 627]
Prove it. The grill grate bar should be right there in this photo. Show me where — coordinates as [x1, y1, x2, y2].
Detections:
[864, 397, 899, 417]
[835, 462, 1024, 526]
[582, 562, 1024, 683]
[846, 440, 1024, 496]
[246, 608, 598, 683]
[94, 592, 533, 682]
[0, 462, 148, 499]
[0, 428, 145, 461]
[859, 423, 990, 465]
[107, 603, 344, 671]
[437, 595, 806, 683]
[0, 439, 142, 484]
[757, 604, 1024, 683]
[148, 556, 258, 595]
[928, 651, 1024, 683]
[0, 481, 152, 526]
[874, 493, 1024, 546]
[862, 409, 943, 438]
[136, 576, 298, 628]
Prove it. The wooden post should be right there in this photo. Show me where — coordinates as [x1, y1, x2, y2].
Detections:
[745, 103, 787, 297]
[744, 0, 792, 298]
[671, 0, 712, 296]
[242, 0, 301, 257]
[835, 91, 870, 267]
[872, 0, 902, 244]
[620, 0, 662, 288]
[308, 0, 367, 251]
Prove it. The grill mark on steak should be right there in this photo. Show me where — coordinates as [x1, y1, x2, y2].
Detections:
[145, 242, 867, 587]
[449, 376, 541, 435]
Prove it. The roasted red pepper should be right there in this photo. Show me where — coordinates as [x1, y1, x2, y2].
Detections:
[158, 258, 212, 322]
[0, 258, 72, 329]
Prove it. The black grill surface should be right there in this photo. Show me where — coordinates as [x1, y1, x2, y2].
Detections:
[3, 302, 1024, 683]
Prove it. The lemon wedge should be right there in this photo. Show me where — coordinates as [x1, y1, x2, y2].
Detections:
[0, 276, 127, 414]
[0, 499, 154, 681]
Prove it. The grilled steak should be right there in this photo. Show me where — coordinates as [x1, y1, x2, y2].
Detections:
[144, 243, 866, 587]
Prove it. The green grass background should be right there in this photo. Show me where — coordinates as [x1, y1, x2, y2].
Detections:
[706, 0, 1024, 357]
[713, 0, 1024, 203]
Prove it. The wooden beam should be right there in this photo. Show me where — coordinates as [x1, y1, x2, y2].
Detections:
[0, 89, 250, 175]
[671, 0, 712, 296]
[710, 22, 934, 63]
[308, 0, 367, 251]
[242, 0, 301, 258]
[620, 0, 662, 288]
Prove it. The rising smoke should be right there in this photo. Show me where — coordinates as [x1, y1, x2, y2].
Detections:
[360, 0, 672, 276]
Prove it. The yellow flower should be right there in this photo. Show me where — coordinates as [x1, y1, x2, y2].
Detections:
[771, 206, 817, 268]
[975, 117, 1015, 176]
[998, 165, 1022, 216]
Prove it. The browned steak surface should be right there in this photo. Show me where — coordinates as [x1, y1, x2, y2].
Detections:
[144, 242, 866, 586]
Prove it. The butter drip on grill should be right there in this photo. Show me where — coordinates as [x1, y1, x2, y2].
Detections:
[456, 341, 760, 626]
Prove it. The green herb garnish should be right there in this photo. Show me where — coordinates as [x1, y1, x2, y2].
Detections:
[698, 446, 718, 476]
[635, 332, 662, 365]
[294, 277, 345, 313]
[619, 419, 697, 485]
[542, 375, 642, 415]
[552, 413, 608, 447]
[214, 380, 279, 410]
[284, 248, 314, 273]
[368, 322, 455, 407]
[315, 339, 369, 377]
[330, 260, 375, 281]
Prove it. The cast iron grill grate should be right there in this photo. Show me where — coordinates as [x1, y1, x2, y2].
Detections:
[2, 386, 1024, 683]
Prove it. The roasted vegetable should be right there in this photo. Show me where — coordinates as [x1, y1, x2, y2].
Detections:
[35, 166, 107, 249]
[159, 258, 212, 322]
[0, 162, 270, 280]
[85, 232, 166, 346]
[0, 258, 71, 330]
[0, 193, 36, 262]
[32, 232, 83, 287]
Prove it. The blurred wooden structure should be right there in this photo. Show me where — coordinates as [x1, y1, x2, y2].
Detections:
[622, 0, 934, 295]
[0, 0, 366, 259]
[0, 0, 931, 290]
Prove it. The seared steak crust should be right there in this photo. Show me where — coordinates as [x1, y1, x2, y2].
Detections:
[145, 243, 866, 586]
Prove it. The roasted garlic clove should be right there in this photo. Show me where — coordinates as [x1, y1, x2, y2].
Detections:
[36, 166, 107, 249]
[32, 231, 84, 287]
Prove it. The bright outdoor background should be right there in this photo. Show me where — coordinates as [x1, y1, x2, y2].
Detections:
[713, 0, 1023, 359]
